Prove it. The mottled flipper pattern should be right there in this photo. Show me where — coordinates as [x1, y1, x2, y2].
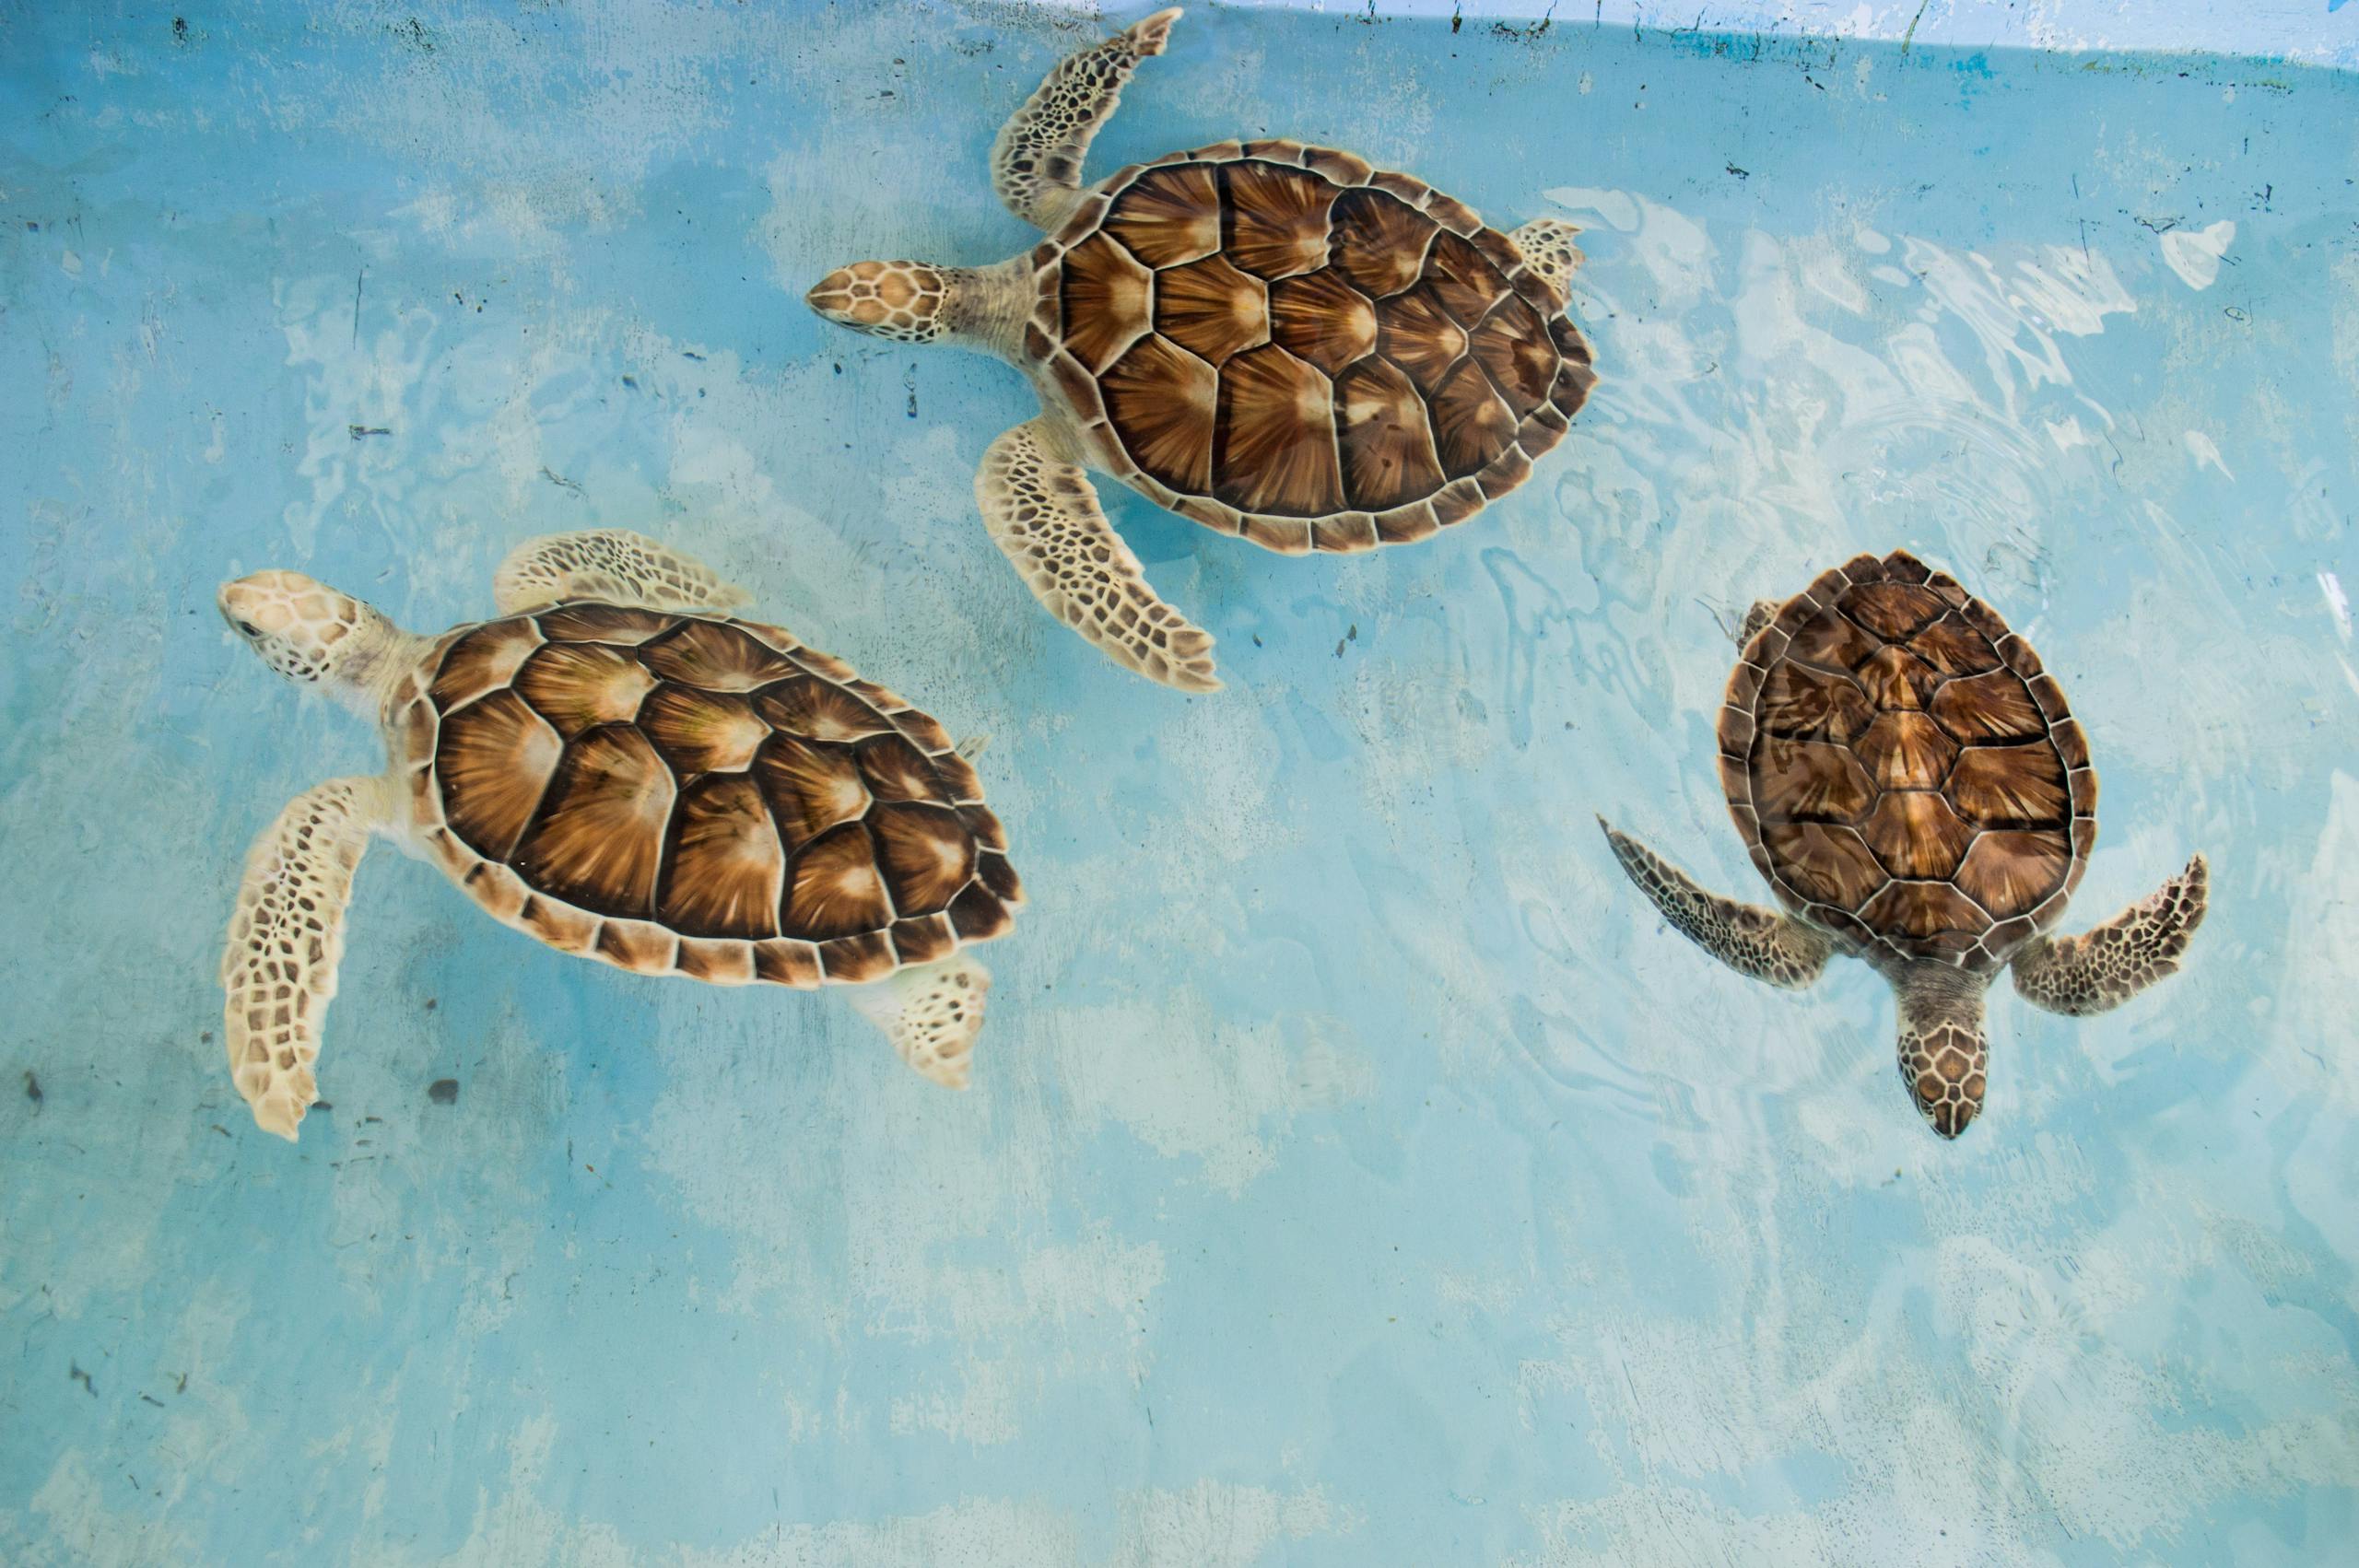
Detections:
[978, 418, 1220, 692]
[1506, 218, 1585, 310]
[493, 529, 750, 615]
[991, 7, 1180, 229]
[222, 776, 391, 1141]
[848, 954, 992, 1089]
[2012, 854, 2209, 1015]
[1600, 820, 1834, 989]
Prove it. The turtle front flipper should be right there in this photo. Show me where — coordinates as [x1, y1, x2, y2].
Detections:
[978, 417, 1220, 692]
[221, 776, 395, 1141]
[848, 954, 993, 1089]
[492, 529, 750, 615]
[2012, 853, 2209, 1016]
[1600, 820, 1834, 989]
[990, 6, 1181, 230]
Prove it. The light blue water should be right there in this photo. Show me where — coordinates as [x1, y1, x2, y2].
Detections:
[4, 4, 2355, 1563]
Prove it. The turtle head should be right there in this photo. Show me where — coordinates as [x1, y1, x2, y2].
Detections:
[219, 570, 406, 708]
[1895, 964, 1990, 1140]
[805, 260, 954, 345]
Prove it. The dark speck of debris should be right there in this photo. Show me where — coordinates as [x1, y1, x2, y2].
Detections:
[22, 1071, 40, 1107]
[428, 1078, 459, 1106]
[620, 374, 639, 391]
[1348, 624, 1358, 641]
[172, 17, 188, 41]
[311, 1100, 332, 1113]
[1727, 163, 1751, 180]
[1252, 634, 1263, 648]
[1450, 2, 1462, 31]
[201, 1030, 212, 1044]
[70, 1362, 96, 1397]
[141, 1393, 164, 1407]
[348, 425, 391, 440]
[425, 998, 438, 1011]
[1489, 3, 1555, 40]
[832, 362, 843, 375]
[682, 350, 705, 362]
[210, 1124, 229, 1137]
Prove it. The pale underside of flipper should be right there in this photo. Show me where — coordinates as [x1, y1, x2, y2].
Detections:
[492, 528, 751, 615]
[2012, 853, 2209, 1016]
[978, 417, 1221, 692]
[1507, 218, 1585, 312]
[222, 775, 393, 1141]
[1600, 819, 1835, 989]
[848, 954, 992, 1089]
[990, 6, 1180, 230]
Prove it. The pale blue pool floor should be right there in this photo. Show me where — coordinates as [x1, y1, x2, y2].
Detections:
[2, 5, 2355, 1563]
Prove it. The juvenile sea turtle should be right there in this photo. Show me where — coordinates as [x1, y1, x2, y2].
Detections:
[217, 530, 1021, 1141]
[806, 7, 1595, 690]
[1601, 549, 2208, 1138]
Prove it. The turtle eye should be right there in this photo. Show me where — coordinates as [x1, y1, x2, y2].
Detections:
[236, 620, 262, 638]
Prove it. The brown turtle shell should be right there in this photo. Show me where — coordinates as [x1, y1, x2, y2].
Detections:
[1023, 140, 1597, 554]
[384, 604, 1021, 988]
[1719, 549, 2095, 975]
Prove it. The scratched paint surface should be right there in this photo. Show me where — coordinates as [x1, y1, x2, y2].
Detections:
[3, 3, 2356, 1563]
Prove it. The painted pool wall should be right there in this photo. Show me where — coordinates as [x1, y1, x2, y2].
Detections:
[1217, 0, 2359, 71]
[3, 3, 2356, 1565]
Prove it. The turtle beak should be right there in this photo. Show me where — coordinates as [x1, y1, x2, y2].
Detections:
[805, 267, 860, 325]
[217, 579, 265, 640]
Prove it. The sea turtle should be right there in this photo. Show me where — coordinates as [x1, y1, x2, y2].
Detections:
[217, 530, 1021, 1141]
[1600, 549, 2208, 1139]
[805, 6, 1596, 691]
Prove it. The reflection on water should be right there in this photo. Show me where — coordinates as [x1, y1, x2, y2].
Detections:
[1, 4, 2354, 1563]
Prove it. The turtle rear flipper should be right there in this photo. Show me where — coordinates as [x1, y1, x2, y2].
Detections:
[991, 7, 1182, 229]
[2012, 854, 2210, 1015]
[977, 417, 1220, 692]
[222, 776, 395, 1141]
[1507, 218, 1584, 312]
[849, 954, 993, 1089]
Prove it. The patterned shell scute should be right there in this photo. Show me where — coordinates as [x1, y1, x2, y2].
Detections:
[1035, 142, 1597, 553]
[1719, 550, 2094, 974]
[405, 605, 1020, 988]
